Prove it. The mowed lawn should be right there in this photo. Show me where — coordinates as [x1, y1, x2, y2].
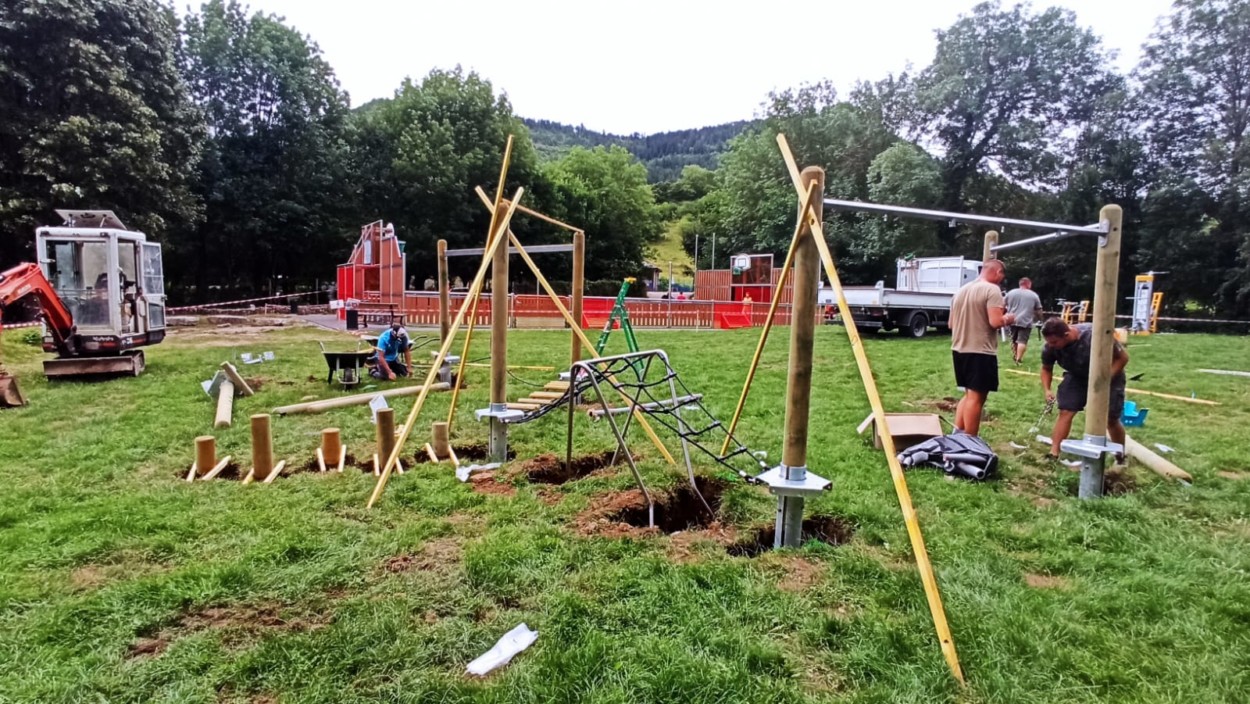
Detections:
[0, 319, 1248, 703]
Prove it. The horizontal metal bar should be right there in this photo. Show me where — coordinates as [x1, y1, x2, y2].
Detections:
[444, 243, 574, 257]
[822, 198, 1107, 235]
[991, 230, 1083, 253]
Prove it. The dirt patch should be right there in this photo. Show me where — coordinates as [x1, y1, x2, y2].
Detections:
[773, 556, 825, 592]
[71, 555, 168, 590]
[913, 396, 959, 412]
[1024, 573, 1071, 590]
[1218, 470, 1250, 481]
[468, 471, 517, 497]
[1064, 465, 1137, 496]
[574, 477, 728, 537]
[453, 443, 516, 462]
[520, 450, 618, 485]
[727, 515, 856, 558]
[534, 486, 564, 506]
[665, 523, 739, 563]
[382, 536, 463, 574]
[176, 460, 245, 481]
[128, 603, 331, 659]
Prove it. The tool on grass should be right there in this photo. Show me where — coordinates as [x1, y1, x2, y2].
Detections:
[1028, 397, 1055, 434]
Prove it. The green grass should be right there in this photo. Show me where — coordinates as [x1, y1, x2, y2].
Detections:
[647, 221, 695, 287]
[1, 321, 1248, 703]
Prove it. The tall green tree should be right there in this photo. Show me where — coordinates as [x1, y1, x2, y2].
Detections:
[1138, 0, 1250, 314]
[181, 0, 353, 296]
[0, 0, 202, 267]
[912, 1, 1119, 247]
[544, 146, 662, 280]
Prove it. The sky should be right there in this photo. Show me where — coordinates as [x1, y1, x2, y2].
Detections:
[192, 0, 1178, 135]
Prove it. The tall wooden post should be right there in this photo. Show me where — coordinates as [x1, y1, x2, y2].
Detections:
[250, 414, 274, 481]
[437, 239, 450, 343]
[983, 230, 998, 262]
[571, 230, 585, 365]
[1079, 205, 1123, 499]
[777, 166, 824, 548]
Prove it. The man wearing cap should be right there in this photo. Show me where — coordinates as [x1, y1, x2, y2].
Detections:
[372, 322, 412, 380]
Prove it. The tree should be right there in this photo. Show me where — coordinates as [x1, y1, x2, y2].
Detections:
[0, 0, 202, 267]
[544, 146, 662, 280]
[912, 1, 1119, 247]
[181, 0, 354, 296]
[1138, 0, 1250, 314]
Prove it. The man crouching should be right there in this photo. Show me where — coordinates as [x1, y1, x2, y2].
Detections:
[1039, 318, 1129, 464]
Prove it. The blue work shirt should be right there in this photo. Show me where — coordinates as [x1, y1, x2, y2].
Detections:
[377, 329, 406, 363]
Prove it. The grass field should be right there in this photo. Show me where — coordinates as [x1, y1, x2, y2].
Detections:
[1, 320, 1248, 703]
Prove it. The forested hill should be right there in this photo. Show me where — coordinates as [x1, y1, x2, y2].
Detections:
[522, 118, 754, 182]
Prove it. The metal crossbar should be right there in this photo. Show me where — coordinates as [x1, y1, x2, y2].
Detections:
[822, 197, 1107, 236]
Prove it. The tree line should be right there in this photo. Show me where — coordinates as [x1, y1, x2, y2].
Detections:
[2, 0, 1247, 318]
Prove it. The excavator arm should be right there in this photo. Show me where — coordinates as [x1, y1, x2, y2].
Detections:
[0, 263, 75, 354]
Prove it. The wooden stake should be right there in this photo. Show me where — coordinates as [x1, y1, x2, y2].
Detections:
[263, 460, 286, 484]
[777, 133, 964, 685]
[214, 379, 235, 429]
[201, 456, 232, 481]
[425, 443, 440, 464]
[316, 448, 326, 473]
[338, 445, 346, 472]
[321, 428, 341, 472]
[194, 436, 216, 480]
[437, 238, 451, 343]
[220, 362, 254, 397]
[432, 421, 451, 459]
[376, 408, 396, 474]
[571, 229, 585, 365]
[250, 413, 274, 482]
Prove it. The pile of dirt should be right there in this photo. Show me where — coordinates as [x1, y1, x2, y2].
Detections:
[574, 477, 727, 536]
[520, 451, 619, 485]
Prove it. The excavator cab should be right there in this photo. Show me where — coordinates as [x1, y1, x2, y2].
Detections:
[34, 210, 166, 377]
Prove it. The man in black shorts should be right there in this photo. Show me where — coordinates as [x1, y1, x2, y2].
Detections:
[949, 259, 1015, 436]
[1004, 277, 1043, 364]
[1040, 318, 1129, 462]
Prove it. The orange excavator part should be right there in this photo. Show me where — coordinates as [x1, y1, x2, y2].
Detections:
[0, 263, 76, 356]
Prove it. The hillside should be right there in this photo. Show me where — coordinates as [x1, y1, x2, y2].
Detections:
[522, 118, 755, 182]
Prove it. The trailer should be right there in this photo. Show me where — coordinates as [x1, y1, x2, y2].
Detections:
[820, 257, 982, 338]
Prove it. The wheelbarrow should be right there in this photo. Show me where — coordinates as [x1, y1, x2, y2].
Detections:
[318, 342, 374, 388]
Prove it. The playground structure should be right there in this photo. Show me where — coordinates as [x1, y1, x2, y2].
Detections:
[335, 221, 405, 323]
[1130, 271, 1165, 334]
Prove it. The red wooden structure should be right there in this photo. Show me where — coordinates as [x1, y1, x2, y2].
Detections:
[336, 221, 405, 320]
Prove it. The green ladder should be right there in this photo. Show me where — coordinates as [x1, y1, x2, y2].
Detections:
[595, 278, 640, 360]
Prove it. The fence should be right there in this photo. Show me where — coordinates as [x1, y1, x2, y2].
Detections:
[354, 292, 808, 329]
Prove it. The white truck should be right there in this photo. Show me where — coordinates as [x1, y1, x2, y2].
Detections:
[819, 256, 982, 338]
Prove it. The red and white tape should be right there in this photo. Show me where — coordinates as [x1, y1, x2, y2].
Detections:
[167, 291, 317, 313]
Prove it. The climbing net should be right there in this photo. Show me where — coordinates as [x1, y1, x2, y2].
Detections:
[567, 350, 771, 526]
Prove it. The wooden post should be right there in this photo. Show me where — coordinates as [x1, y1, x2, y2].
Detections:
[1079, 204, 1123, 499]
[488, 203, 510, 462]
[214, 379, 235, 429]
[250, 414, 274, 482]
[220, 362, 254, 396]
[571, 230, 585, 365]
[983, 230, 999, 262]
[777, 166, 824, 548]
[320, 428, 342, 472]
[376, 408, 396, 469]
[437, 239, 451, 343]
[432, 421, 451, 459]
[194, 436, 215, 479]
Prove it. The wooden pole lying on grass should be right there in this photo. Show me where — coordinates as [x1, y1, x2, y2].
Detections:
[213, 379, 235, 429]
[220, 362, 254, 396]
[1003, 369, 1219, 405]
[272, 383, 451, 415]
[1036, 434, 1194, 483]
[777, 133, 964, 685]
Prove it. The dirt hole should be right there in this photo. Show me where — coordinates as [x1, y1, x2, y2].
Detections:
[727, 515, 856, 558]
[175, 461, 244, 481]
[453, 442, 516, 462]
[128, 603, 331, 659]
[607, 477, 727, 532]
[522, 450, 619, 484]
[1064, 466, 1137, 496]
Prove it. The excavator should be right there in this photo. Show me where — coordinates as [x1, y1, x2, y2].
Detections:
[0, 210, 167, 407]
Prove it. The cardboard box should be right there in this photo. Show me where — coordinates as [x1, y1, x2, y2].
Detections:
[858, 413, 943, 450]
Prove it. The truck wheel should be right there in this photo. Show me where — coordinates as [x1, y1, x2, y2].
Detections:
[906, 312, 929, 338]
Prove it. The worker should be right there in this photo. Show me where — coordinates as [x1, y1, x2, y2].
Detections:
[949, 259, 1015, 436]
[1005, 277, 1044, 365]
[452, 275, 465, 291]
[423, 275, 436, 291]
[371, 322, 413, 380]
[1039, 318, 1128, 464]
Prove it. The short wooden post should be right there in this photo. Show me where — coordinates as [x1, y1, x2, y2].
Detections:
[982, 230, 999, 262]
[320, 427, 342, 472]
[250, 414, 274, 481]
[437, 239, 451, 343]
[777, 166, 824, 548]
[376, 408, 396, 473]
[214, 379, 235, 428]
[1079, 205, 1123, 499]
[571, 230, 585, 365]
[432, 420, 451, 459]
[192, 436, 216, 480]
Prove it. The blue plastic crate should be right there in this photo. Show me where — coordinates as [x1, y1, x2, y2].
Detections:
[1122, 400, 1149, 427]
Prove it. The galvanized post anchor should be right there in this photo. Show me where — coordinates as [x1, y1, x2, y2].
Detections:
[1060, 435, 1124, 500]
[754, 463, 831, 548]
[475, 403, 524, 463]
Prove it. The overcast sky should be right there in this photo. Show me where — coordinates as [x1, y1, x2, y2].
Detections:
[194, 0, 1177, 135]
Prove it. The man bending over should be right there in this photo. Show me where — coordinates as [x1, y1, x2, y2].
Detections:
[1040, 318, 1129, 463]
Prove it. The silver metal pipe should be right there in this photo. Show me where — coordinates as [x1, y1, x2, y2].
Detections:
[991, 227, 1099, 253]
[444, 243, 575, 257]
[822, 198, 1108, 235]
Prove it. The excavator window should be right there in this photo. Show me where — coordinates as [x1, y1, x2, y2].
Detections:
[45, 240, 112, 329]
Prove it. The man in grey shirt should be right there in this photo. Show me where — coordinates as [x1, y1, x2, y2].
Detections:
[1004, 277, 1044, 364]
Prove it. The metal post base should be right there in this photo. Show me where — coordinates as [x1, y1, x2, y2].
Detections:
[475, 405, 524, 464]
[435, 354, 459, 385]
[775, 495, 806, 548]
[1060, 435, 1122, 501]
[755, 463, 830, 551]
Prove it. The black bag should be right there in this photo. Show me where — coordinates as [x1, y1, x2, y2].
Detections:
[897, 433, 999, 480]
